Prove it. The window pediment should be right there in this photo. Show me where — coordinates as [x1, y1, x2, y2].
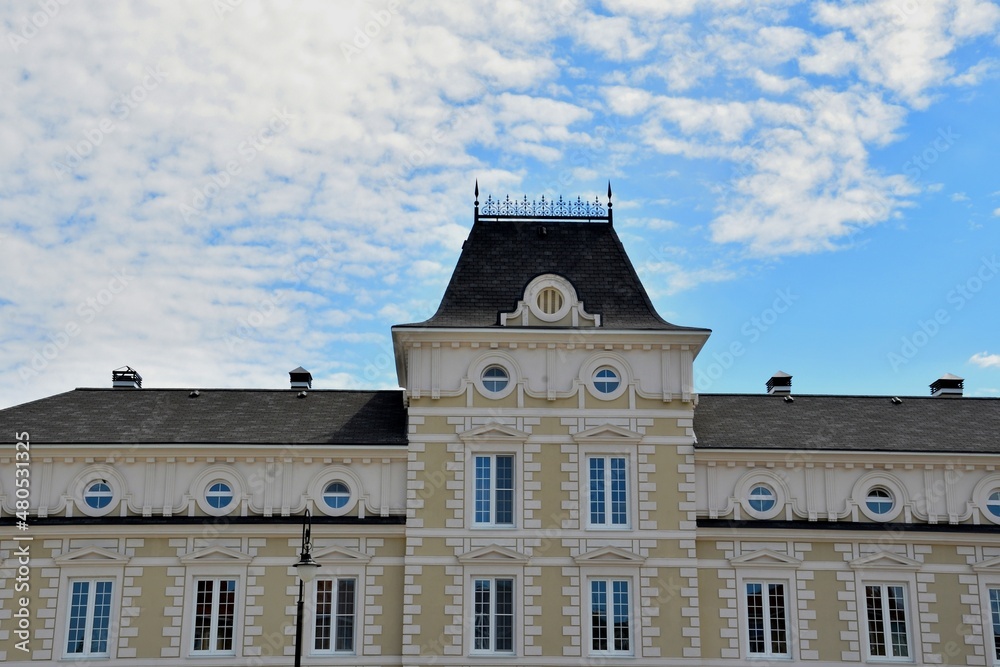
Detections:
[574, 545, 645, 565]
[179, 545, 252, 564]
[849, 551, 920, 570]
[572, 424, 642, 444]
[54, 546, 130, 566]
[729, 549, 801, 568]
[312, 545, 372, 563]
[459, 422, 530, 444]
[972, 555, 1000, 572]
[458, 544, 529, 564]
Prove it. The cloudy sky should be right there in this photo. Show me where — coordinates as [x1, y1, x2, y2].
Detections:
[2, 0, 999, 408]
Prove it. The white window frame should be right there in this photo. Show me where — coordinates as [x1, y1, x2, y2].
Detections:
[587, 576, 635, 656]
[191, 465, 246, 517]
[64, 578, 115, 658]
[852, 473, 907, 523]
[312, 576, 359, 655]
[54, 550, 128, 661]
[472, 453, 516, 527]
[190, 577, 239, 656]
[470, 353, 518, 400]
[464, 442, 521, 530]
[859, 581, 913, 662]
[181, 564, 246, 659]
[463, 563, 522, 657]
[743, 579, 791, 658]
[581, 445, 635, 530]
[733, 564, 798, 661]
[470, 576, 516, 655]
[986, 586, 1000, 666]
[974, 567, 1000, 666]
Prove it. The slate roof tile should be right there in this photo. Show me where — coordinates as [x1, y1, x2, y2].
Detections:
[694, 394, 1000, 453]
[397, 218, 709, 331]
[0, 388, 407, 445]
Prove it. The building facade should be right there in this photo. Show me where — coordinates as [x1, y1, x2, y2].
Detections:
[2, 191, 1000, 666]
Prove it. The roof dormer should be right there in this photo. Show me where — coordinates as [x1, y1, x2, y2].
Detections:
[499, 274, 600, 328]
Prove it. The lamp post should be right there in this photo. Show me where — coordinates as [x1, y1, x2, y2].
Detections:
[294, 509, 320, 667]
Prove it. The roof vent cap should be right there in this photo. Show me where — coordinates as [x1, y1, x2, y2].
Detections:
[112, 366, 142, 389]
[290, 366, 313, 390]
[890, 396, 902, 404]
[930, 373, 963, 398]
[766, 371, 792, 395]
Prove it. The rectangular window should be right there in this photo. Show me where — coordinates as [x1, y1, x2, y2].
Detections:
[990, 587, 1000, 663]
[591, 579, 631, 654]
[192, 578, 236, 654]
[473, 577, 514, 653]
[589, 456, 628, 528]
[315, 578, 356, 653]
[474, 454, 514, 526]
[865, 584, 909, 659]
[66, 579, 113, 657]
[745, 581, 788, 656]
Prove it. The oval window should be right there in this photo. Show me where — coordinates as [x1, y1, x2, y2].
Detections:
[865, 487, 894, 515]
[323, 481, 351, 509]
[594, 367, 620, 394]
[482, 366, 509, 393]
[988, 490, 1000, 518]
[748, 484, 776, 513]
[206, 481, 233, 509]
[84, 481, 113, 509]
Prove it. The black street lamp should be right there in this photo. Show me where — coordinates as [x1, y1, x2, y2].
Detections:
[294, 509, 320, 667]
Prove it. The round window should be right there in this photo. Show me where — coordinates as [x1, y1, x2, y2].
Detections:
[206, 481, 234, 509]
[594, 367, 620, 394]
[323, 482, 351, 509]
[84, 481, 113, 509]
[988, 491, 1000, 518]
[482, 366, 510, 393]
[865, 487, 894, 515]
[748, 485, 776, 513]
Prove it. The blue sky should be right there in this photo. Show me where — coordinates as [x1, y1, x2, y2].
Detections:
[2, 0, 999, 409]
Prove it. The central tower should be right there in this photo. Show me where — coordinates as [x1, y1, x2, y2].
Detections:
[391, 185, 711, 663]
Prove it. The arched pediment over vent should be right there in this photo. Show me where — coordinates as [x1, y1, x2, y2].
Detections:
[500, 274, 600, 328]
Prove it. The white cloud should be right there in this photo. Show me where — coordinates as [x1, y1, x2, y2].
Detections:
[2, 0, 998, 407]
[969, 352, 1000, 368]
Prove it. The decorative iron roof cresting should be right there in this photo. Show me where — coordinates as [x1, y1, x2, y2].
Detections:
[474, 180, 613, 224]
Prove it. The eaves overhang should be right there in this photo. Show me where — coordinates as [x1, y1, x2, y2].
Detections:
[391, 325, 712, 390]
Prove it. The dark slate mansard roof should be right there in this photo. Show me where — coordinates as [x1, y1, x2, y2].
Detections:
[695, 394, 1000, 454]
[398, 216, 710, 332]
[0, 388, 408, 445]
